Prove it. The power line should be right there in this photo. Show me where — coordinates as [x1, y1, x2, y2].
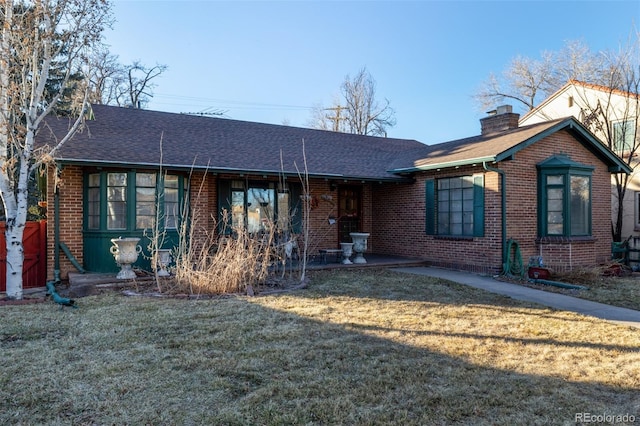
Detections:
[153, 92, 315, 111]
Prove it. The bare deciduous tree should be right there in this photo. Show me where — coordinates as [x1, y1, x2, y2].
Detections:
[86, 47, 126, 105]
[477, 33, 640, 242]
[549, 40, 607, 90]
[474, 40, 608, 112]
[475, 53, 555, 112]
[0, 0, 111, 299]
[571, 35, 640, 241]
[126, 61, 167, 109]
[76, 53, 167, 109]
[310, 68, 396, 137]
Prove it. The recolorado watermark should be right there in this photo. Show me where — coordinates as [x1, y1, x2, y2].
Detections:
[575, 413, 636, 423]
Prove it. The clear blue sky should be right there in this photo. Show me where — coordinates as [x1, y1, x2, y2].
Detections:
[105, 0, 640, 144]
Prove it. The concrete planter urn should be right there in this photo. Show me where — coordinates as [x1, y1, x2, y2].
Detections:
[340, 242, 354, 264]
[110, 237, 142, 279]
[349, 232, 370, 264]
[155, 249, 172, 277]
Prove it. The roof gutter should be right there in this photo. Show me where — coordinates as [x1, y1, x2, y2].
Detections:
[483, 161, 507, 274]
[389, 156, 496, 174]
[55, 159, 414, 183]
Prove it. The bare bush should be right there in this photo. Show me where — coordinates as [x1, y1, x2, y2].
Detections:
[171, 207, 284, 295]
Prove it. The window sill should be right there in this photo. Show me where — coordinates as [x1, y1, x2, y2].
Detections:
[536, 236, 595, 244]
[434, 235, 475, 241]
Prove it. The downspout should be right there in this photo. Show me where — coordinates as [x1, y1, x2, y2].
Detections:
[483, 161, 507, 273]
[53, 165, 85, 282]
[54, 166, 61, 283]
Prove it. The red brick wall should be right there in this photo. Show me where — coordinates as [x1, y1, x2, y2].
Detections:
[45, 129, 610, 278]
[191, 174, 373, 255]
[46, 165, 84, 280]
[373, 129, 613, 274]
[361, 184, 373, 251]
[501, 130, 612, 272]
[188, 171, 212, 254]
[372, 165, 503, 274]
[305, 180, 338, 253]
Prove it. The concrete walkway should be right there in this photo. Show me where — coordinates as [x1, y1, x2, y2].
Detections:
[391, 266, 640, 329]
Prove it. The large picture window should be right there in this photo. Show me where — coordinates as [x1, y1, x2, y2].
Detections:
[218, 180, 302, 234]
[425, 174, 484, 237]
[538, 155, 592, 237]
[437, 176, 475, 236]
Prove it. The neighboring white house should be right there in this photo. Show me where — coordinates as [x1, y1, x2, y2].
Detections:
[520, 80, 640, 241]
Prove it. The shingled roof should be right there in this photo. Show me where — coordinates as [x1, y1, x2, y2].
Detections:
[388, 117, 631, 174]
[39, 104, 631, 179]
[41, 104, 424, 181]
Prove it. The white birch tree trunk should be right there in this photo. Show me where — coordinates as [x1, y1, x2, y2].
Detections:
[0, 0, 22, 298]
[0, 0, 110, 299]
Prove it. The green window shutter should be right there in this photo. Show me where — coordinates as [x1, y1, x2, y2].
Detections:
[289, 182, 303, 234]
[217, 179, 232, 234]
[473, 174, 485, 237]
[425, 179, 435, 235]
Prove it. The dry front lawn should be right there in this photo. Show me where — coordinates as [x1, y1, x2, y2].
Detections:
[1, 269, 638, 425]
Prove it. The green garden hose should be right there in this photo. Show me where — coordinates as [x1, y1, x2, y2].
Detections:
[503, 239, 524, 277]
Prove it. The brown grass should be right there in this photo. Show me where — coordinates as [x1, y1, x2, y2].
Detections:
[517, 265, 640, 311]
[1, 269, 638, 425]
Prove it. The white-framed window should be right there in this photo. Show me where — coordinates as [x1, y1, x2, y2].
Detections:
[612, 119, 636, 153]
[635, 191, 640, 230]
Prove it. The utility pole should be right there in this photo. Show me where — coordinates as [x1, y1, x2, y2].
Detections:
[324, 105, 346, 132]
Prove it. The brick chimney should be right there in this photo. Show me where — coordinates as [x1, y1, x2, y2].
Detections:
[480, 105, 520, 135]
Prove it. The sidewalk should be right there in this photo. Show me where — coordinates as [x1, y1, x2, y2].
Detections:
[391, 266, 640, 329]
